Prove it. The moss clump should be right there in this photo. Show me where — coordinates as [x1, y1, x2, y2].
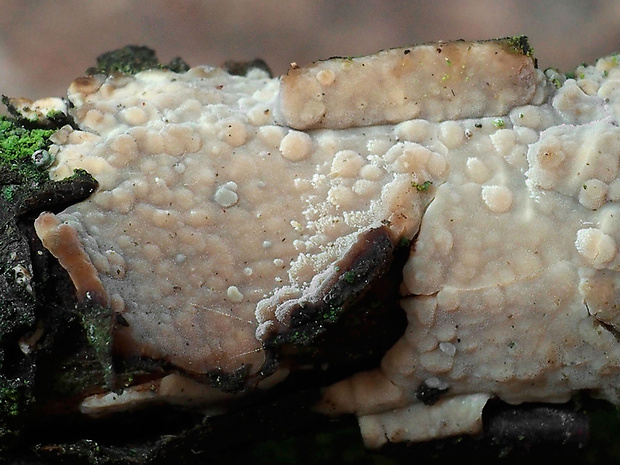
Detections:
[0, 113, 107, 457]
[397, 237, 411, 249]
[0, 377, 32, 421]
[79, 303, 115, 389]
[412, 180, 432, 191]
[1, 184, 15, 202]
[0, 377, 32, 451]
[503, 36, 535, 58]
[89, 45, 190, 75]
[205, 365, 250, 393]
[0, 220, 36, 453]
[0, 116, 55, 186]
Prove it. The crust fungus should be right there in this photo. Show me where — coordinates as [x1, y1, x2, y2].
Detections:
[21, 38, 620, 450]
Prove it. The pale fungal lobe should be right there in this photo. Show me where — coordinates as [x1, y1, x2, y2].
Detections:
[320, 52, 620, 446]
[275, 39, 538, 129]
[31, 41, 620, 442]
[4, 96, 68, 123]
[35, 61, 440, 379]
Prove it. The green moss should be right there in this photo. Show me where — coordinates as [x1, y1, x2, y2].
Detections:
[0, 116, 54, 186]
[206, 366, 249, 393]
[412, 180, 432, 191]
[277, 329, 311, 346]
[321, 305, 342, 324]
[1, 185, 15, 201]
[90, 45, 189, 75]
[0, 294, 35, 339]
[0, 375, 33, 451]
[0, 378, 28, 418]
[79, 303, 115, 388]
[343, 271, 357, 284]
[503, 36, 534, 58]
[397, 237, 411, 248]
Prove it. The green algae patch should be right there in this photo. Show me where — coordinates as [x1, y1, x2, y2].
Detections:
[0, 114, 104, 456]
[79, 302, 116, 390]
[88, 45, 190, 76]
[0, 116, 55, 187]
[501, 35, 535, 58]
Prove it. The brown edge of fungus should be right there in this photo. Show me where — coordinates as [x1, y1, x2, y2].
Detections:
[34, 211, 109, 306]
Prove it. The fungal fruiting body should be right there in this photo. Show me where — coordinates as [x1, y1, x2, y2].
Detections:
[32, 38, 620, 444]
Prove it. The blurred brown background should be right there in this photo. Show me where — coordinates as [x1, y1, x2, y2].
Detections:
[1, 0, 619, 105]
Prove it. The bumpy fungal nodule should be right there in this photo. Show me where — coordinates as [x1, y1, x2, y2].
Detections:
[32, 38, 620, 446]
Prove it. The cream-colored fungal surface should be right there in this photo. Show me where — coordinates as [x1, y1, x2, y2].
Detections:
[275, 39, 538, 130]
[35, 64, 442, 376]
[320, 53, 620, 446]
[33, 40, 620, 443]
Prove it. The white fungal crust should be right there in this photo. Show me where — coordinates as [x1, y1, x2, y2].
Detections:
[320, 51, 620, 446]
[358, 393, 490, 448]
[275, 39, 538, 130]
[79, 373, 239, 417]
[3, 96, 68, 124]
[38, 63, 442, 377]
[33, 41, 620, 443]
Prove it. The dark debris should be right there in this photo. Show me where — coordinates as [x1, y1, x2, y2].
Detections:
[223, 58, 273, 78]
